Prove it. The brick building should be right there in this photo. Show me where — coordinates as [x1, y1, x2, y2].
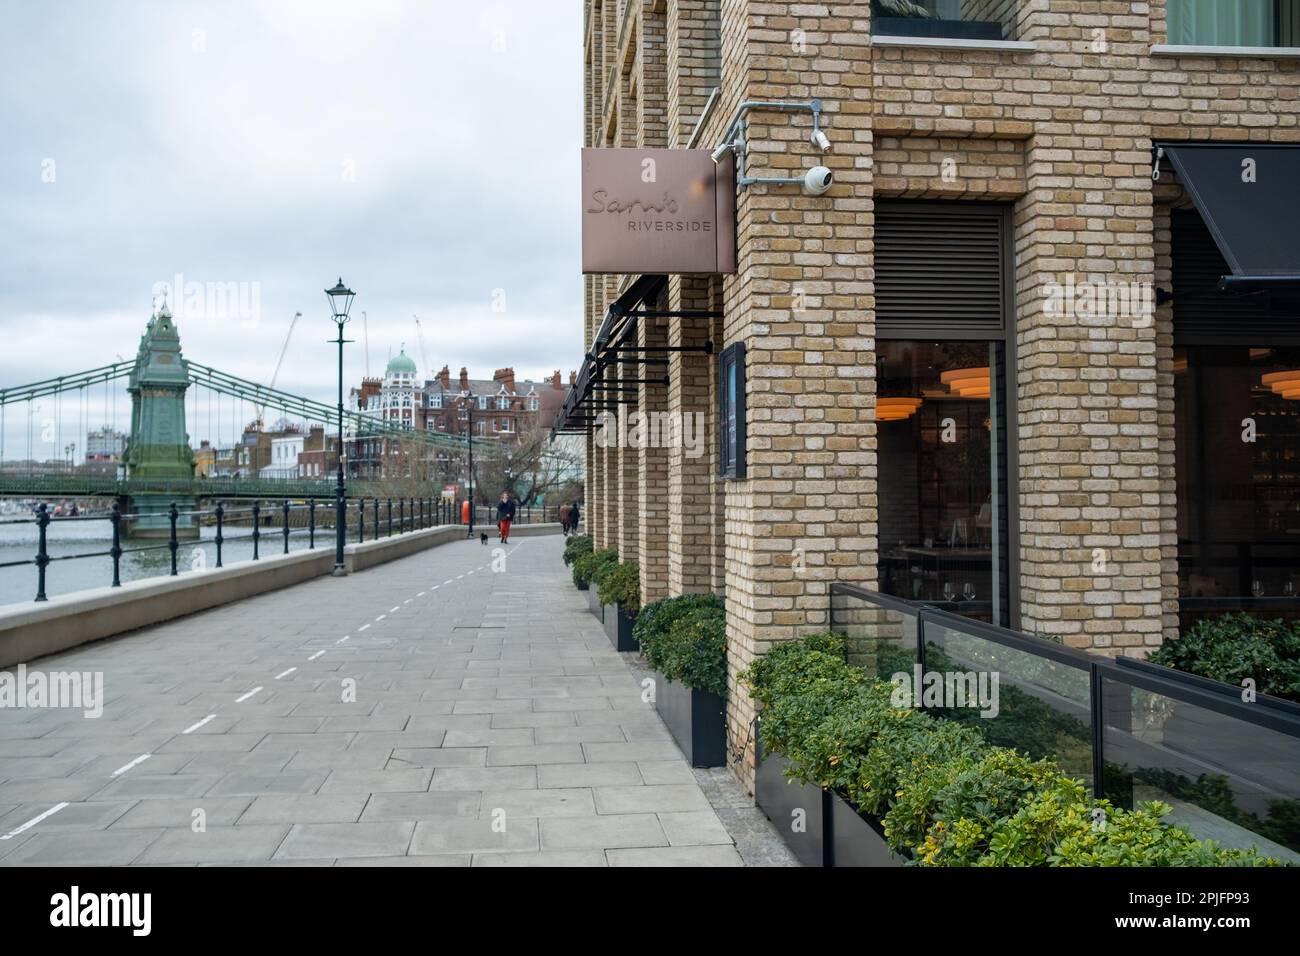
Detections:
[563, 0, 1300, 790]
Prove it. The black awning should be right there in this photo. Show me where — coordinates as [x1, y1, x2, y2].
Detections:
[1160, 143, 1300, 290]
[551, 274, 717, 438]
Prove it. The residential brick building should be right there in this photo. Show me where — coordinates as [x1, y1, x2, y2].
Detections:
[565, 0, 1300, 791]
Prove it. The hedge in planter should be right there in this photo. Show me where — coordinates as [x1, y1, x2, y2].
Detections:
[636, 594, 727, 766]
[1148, 613, 1300, 703]
[572, 547, 617, 591]
[638, 602, 726, 697]
[742, 634, 1279, 867]
[597, 560, 640, 615]
[563, 534, 592, 568]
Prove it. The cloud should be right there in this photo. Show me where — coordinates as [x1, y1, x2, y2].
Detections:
[0, 0, 583, 450]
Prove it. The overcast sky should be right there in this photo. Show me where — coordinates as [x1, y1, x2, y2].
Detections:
[1, 0, 582, 452]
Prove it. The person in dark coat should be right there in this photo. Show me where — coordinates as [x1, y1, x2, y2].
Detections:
[569, 500, 581, 533]
[496, 491, 517, 543]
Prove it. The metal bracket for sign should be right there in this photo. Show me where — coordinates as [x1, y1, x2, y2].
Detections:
[1151, 144, 1164, 182]
[711, 99, 826, 191]
[613, 342, 714, 354]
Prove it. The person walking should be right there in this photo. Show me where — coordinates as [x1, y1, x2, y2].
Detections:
[496, 491, 517, 544]
[569, 500, 581, 534]
[559, 502, 572, 535]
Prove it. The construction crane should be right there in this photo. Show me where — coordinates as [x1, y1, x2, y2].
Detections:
[413, 314, 431, 383]
[256, 311, 302, 425]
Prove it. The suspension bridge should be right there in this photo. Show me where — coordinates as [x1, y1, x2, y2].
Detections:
[0, 305, 489, 509]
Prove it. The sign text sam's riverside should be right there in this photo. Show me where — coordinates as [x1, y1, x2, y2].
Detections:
[581, 148, 736, 275]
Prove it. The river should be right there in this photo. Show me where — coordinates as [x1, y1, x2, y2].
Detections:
[0, 517, 325, 608]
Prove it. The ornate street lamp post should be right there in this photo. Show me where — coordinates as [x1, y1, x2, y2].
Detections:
[459, 389, 475, 537]
[326, 278, 355, 575]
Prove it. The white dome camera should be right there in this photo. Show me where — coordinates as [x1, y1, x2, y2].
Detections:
[803, 165, 833, 196]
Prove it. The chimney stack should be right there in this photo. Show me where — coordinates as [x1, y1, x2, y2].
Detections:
[459, 367, 469, 391]
[438, 365, 450, 389]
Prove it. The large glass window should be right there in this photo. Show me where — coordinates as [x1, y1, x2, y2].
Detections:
[877, 340, 1010, 626]
[1167, 1, 1299, 47]
[1175, 346, 1300, 628]
[870, 0, 1020, 42]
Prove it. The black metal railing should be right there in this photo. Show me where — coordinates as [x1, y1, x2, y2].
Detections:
[829, 583, 1300, 860]
[0, 496, 461, 604]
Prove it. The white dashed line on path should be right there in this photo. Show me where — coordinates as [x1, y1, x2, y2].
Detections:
[111, 754, 152, 777]
[418, 591, 426, 597]
[308, 650, 326, 661]
[375, 614, 386, 622]
[358, 624, 370, 632]
[235, 687, 263, 703]
[1, 803, 68, 840]
[389, 606, 401, 613]
[182, 715, 217, 735]
[336, 636, 351, 645]
[275, 668, 297, 680]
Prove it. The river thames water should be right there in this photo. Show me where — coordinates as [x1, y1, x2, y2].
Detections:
[0, 517, 324, 608]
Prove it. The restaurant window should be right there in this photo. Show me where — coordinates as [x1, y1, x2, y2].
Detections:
[875, 201, 1014, 626]
[1172, 209, 1300, 629]
[1167, 0, 1299, 47]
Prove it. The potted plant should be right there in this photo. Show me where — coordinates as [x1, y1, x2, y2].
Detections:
[741, 634, 1277, 868]
[636, 594, 727, 767]
[572, 547, 616, 623]
[563, 533, 593, 570]
[598, 559, 640, 651]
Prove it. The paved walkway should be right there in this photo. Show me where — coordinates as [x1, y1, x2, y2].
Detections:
[0, 533, 792, 866]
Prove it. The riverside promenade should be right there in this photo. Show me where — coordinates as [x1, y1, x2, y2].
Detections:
[0, 534, 792, 866]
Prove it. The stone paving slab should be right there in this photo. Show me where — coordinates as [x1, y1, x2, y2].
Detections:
[0, 535, 791, 866]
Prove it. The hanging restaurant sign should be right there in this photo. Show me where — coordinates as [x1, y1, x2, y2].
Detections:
[581, 148, 736, 275]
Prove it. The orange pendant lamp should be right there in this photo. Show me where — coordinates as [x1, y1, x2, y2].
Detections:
[877, 397, 923, 421]
[1262, 369, 1300, 399]
[940, 366, 992, 399]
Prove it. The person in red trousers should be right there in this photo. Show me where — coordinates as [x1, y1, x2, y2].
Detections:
[496, 491, 516, 544]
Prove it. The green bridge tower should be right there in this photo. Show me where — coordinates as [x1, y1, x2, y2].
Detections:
[123, 302, 197, 537]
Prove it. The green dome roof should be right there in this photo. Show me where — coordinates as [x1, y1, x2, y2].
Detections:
[386, 349, 417, 375]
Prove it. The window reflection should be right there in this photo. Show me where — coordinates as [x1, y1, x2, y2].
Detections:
[877, 341, 1009, 625]
[1175, 345, 1300, 628]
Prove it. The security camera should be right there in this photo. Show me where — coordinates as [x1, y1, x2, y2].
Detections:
[803, 165, 833, 196]
[811, 128, 832, 153]
[711, 142, 732, 164]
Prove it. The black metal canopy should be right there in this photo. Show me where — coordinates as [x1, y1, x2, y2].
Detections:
[1158, 142, 1300, 291]
[551, 275, 718, 437]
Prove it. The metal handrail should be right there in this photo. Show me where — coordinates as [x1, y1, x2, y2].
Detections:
[1, 496, 450, 603]
[828, 583, 1300, 809]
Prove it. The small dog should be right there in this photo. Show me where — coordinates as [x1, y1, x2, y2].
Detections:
[479, 532, 489, 545]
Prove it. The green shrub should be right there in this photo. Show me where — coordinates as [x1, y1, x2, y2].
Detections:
[633, 593, 723, 649]
[641, 605, 727, 697]
[572, 548, 617, 589]
[597, 560, 641, 613]
[563, 534, 592, 567]
[1148, 613, 1300, 702]
[741, 634, 1279, 867]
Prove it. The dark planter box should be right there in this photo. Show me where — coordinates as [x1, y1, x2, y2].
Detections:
[874, 16, 1004, 41]
[587, 589, 604, 621]
[603, 603, 638, 651]
[653, 671, 726, 767]
[827, 790, 905, 868]
[754, 741, 827, 867]
[575, 578, 589, 591]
